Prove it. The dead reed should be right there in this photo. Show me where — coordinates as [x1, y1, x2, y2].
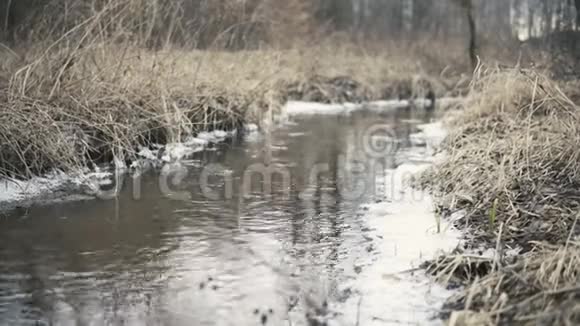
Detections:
[421, 66, 580, 324]
[0, 24, 468, 179]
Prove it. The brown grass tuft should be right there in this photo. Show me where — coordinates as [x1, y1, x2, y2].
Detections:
[421, 67, 580, 324]
[437, 244, 580, 325]
[0, 29, 469, 179]
[0, 0, 506, 179]
[423, 67, 580, 248]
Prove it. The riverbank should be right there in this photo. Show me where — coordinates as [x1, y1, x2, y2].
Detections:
[0, 95, 450, 210]
[0, 41, 468, 185]
[421, 67, 580, 325]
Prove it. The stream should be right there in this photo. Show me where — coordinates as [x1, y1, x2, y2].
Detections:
[0, 103, 459, 326]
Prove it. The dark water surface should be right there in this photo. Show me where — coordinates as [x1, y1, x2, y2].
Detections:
[0, 108, 441, 326]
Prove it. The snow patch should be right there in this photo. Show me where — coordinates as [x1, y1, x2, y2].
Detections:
[365, 99, 428, 112]
[1, 127, 247, 205]
[283, 99, 434, 117]
[283, 101, 360, 116]
[417, 121, 447, 146]
[0, 175, 66, 203]
[244, 123, 259, 132]
[340, 122, 459, 325]
[0, 169, 113, 205]
[409, 121, 448, 155]
[137, 147, 158, 161]
[133, 129, 238, 163]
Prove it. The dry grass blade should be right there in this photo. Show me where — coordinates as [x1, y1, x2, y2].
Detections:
[0, 1, 467, 180]
[421, 66, 580, 325]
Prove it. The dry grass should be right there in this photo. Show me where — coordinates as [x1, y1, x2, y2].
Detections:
[421, 67, 580, 324]
[424, 67, 580, 248]
[438, 244, 580, 325]
[0, 20, 471, 179]
[4, 0, 527, 179]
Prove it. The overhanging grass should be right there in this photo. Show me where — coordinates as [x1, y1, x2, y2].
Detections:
[0, 35, 469, 179]
[421, 67, 580, 325]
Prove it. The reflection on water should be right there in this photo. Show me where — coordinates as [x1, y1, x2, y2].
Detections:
[0, 108, 441, 325]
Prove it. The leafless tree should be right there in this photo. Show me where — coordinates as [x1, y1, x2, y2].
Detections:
[452, 0, 477, 70]
[3, 0, 580, 50]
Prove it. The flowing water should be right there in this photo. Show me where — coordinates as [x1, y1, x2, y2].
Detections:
[0, 104, 458, 326]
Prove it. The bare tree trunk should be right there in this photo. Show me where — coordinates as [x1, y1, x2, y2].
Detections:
[528, 1, 535, 38]
[453, 0, 477, 71]
[574, 0, 580, 29]
[3, 0, 13, 34]
[555, 1, 563, 31]
[467, 3, 477, 70]
[543, 0, 553, 36]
